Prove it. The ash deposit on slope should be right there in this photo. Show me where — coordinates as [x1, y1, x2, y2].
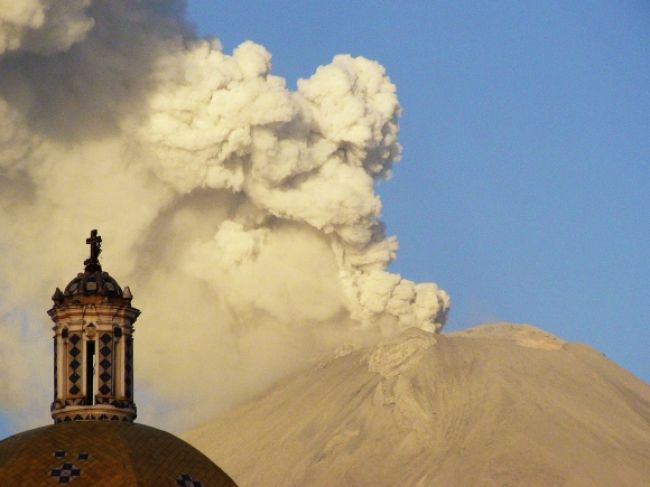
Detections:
[184, 323, 650, 487]
[0, 0, 448, 431]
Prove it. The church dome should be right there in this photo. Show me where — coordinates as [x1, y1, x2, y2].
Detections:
[0, 229, 239, 485]
[0, 421, 236, 486]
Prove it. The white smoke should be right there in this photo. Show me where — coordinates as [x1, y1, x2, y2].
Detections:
[0, 0, 449, 432]
[0, 0, 94, 55]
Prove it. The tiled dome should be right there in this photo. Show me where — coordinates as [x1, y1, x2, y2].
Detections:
[0, 422, 236, 486]
[63, 270, 124, 298]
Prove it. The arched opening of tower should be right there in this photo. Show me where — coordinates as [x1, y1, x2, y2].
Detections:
[85, 339, 95, 406]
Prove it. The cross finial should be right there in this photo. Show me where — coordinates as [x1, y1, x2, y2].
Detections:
[84, 229, 102, 272]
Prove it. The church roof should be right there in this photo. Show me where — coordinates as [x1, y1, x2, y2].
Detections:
[2, 229, 238, 485]
[0, 421, 236, 486]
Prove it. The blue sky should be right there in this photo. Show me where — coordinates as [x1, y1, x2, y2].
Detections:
[186, 0, 649, 381]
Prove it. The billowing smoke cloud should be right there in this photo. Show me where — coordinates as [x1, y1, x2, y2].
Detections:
[0, 0, 449, 431]
[0, 0, 94, 55]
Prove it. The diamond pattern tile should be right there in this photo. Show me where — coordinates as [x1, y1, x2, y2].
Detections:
[100, 333, 112, 344]
[124, 337, 133, 398]
[50, 462, 81, 484]
[176, 473, 204, 486]
[100, 346, 111, 357]
[67, 335, 83, 397]
[99, 372, 111, 383]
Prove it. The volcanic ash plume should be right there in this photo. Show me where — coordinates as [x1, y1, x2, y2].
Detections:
[0, 0, 449, 431]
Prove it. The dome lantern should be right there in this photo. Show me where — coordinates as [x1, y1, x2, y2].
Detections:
[48, 230, 140, 423]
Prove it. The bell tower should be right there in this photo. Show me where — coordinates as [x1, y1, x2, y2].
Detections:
[48, 230, 140, 423]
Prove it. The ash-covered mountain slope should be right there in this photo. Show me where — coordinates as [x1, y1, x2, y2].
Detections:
[184, 324, 650, 487]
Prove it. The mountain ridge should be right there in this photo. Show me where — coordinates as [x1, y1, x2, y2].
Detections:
[184, 323, 650, 486]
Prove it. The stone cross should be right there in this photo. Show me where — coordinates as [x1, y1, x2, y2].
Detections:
[85, 229, 102, 269]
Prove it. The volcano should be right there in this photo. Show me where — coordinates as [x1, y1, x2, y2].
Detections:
[184, 323, 650, 486]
